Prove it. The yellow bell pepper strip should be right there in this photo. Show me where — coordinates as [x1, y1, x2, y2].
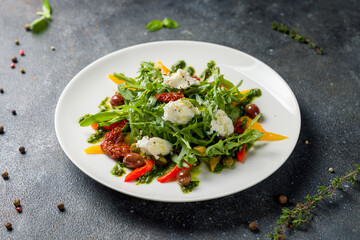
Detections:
[125, 159, 154, 182]
[209, 156, 221, 172]
[84, 145, 104, 154]
[108, 74, 125, 85]
[236, 145, 246, 162]
[240, 116, 288, 141]
[155, 61, 170, 75]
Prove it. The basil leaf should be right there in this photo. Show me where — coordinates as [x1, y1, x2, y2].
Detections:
[42, 0, 51, 20]
[162, 18, 178, 29]
[30, 17, 48, 33]
[145, 20, 164, 31]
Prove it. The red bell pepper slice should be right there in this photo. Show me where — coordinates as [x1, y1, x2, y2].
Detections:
[124, 159, 154, 182]
[236, 145, 246, 162]
[103, 119, 128, 130]
[157, 162, 192, 183]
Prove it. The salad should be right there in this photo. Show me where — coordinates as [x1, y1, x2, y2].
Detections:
[78, 60, 287, 193]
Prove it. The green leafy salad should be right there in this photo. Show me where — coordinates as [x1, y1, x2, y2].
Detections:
[78, 60, 270, 193]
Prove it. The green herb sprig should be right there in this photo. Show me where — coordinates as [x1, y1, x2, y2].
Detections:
[28, 0, 52, 33]
[146, 18, 178, 31]
[271, 22, 323, 55]
[268, 164, 360, 240]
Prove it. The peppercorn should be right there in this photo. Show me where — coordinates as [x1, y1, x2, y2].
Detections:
[5, 222, 12, 231]
[51, 46, 55, 51]
[0, 88, 3, 93]
[57, 202, 65, 211]
[19, 50, 25, 56]
[304, 140, 309, 144]
[248, 221, 258, 231]
[16, 207, 22, 213]
[13, 198, 20, 207]
[11, 63, 15, 68]
[279, 195, 288, 204]
[0, 125, 4, 134]
[24, 24, 31, 31]
[15, 39, 20, 45]
[1, 171, 8, 179]
[20, 68, 25, 74]
[11, 57, 17, 63]
[11, 110, 17, 115]
[329, 167, 334, 173]
[19, 146, 26, 154]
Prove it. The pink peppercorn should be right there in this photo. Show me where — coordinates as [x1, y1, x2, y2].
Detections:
[16, 207, 22, 213]
[11, 63, 15, 68]
[19, 50, 25, 56]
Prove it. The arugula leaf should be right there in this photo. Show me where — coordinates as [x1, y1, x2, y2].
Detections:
[42, 0, 51, 20]
[163, 18, 179, 29]
[145, 20, 163, 31]
[79, 111, 124, 127]
[117, 83, 137, 100]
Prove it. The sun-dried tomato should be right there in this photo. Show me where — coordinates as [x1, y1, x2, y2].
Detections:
[192, 75, 201, 81]
[234, 119, 245, 134]
[100, 126, 130, 159]
[155, 92, 184, 103]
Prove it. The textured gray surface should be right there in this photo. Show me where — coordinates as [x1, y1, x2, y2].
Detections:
[1, 0, 360, 239]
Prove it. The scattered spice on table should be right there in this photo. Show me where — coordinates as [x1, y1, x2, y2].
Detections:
[11, 57, 17, 63]
[25, 24, 31, 31]
[19, 146, 26, 154]
[278, 195, 288, 204]
[51, 46, 55, 51]
[0, 125, 4, 134]
[20, 68, 25, 74]
[11, 110, 17, 115]
[1, 171, 8, 179]
[304, 140, 309, 144]
[57, 202, 65, 211]
[19, 50, 25, 56]
[10, 63, 15, 68]
[5, 222, 12, 231]
[13, 198, 21, 207]
[16, 207, 22, 213]
[15, 39, 20, 45]
[249, 221, 258, 231]
[329, 167, 334, 173]
[0, 88, 4, 93]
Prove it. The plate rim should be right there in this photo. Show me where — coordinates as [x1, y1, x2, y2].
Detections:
[55, 40, 301, 202]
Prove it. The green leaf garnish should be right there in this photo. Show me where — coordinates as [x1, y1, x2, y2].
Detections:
[145, 18, 179, 31]
[162, 18, 179, 29]
[28, 0, 52, 33]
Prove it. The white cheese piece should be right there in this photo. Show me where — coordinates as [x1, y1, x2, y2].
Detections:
[163, 98, 199, 125]
[163, 69, 200, 89]
[136, 136, 172, 159]
[209, 109, 234, 137]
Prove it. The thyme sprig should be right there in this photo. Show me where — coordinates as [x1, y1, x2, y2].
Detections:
[271, 22, 323, 55]
[268, 164, 360, 240]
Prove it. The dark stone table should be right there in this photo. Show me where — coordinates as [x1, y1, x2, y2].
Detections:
[1, 0, 359, 239]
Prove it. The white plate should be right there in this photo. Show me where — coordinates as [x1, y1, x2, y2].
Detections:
[55, 41, 301, 202]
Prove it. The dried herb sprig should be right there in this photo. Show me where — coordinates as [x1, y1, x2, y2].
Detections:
[271, 22, 323, 55]
[268, 164, 360, 240]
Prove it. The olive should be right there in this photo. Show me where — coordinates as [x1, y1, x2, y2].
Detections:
[123, 153, 144, 169]
[110, 94, 125, 108]
[245, 104, 260, 119]
[177, 169, 191, 186]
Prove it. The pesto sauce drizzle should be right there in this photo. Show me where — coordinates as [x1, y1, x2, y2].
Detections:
[199, 60, 216, 81]
[87, 128, 107, 144]
[171, 60, 186, 72]
[185, 66, 195, 76]
[180, 180, 200, 193]
[111, 161, 126, 177]
[98, 97, 110, 112]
